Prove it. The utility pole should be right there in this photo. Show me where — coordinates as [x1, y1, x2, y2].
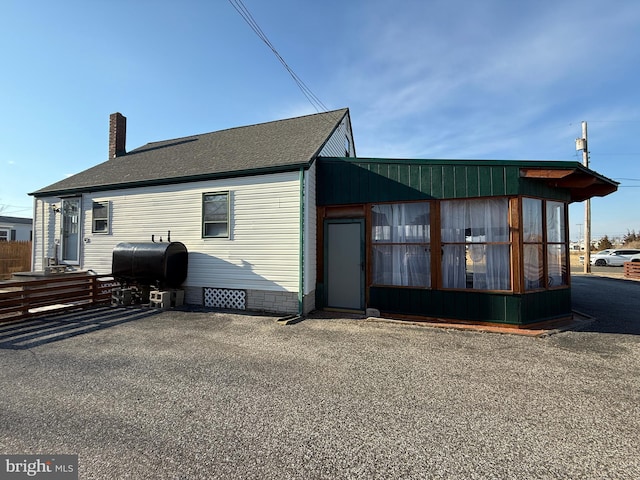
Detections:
[576, 121, 590, 273]
[576, 223, 583, 246]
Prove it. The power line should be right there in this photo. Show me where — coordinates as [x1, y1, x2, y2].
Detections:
[228, 0, 329, 113]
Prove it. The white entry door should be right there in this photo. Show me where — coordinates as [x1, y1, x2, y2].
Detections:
[325, 220, 364, 310]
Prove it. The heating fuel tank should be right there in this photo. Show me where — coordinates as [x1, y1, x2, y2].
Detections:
[112, 241, 188, 288]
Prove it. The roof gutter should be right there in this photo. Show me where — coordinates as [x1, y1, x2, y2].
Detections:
[29, 162, 314, 198]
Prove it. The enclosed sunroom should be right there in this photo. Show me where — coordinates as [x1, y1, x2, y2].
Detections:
[316, 158, 617, 327]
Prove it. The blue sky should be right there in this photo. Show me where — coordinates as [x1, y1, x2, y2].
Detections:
[1, 0, 639, 242]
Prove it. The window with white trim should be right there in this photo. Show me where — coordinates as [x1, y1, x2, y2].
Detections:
[203, 192, 229, 238]
[92, 201, 110, 233]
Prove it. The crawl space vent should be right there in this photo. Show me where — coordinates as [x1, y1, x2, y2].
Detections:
[204, 288, 246, 310]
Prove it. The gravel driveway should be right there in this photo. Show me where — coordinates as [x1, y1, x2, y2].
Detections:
[1, 280, 639, 479]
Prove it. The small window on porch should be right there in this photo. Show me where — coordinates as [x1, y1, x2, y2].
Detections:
[371, 202, 431, 287]
[92, 201, 110, 233]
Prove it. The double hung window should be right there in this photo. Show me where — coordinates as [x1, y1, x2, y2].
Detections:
[92, 201, 109, 233]
[203, 192, 229, 238]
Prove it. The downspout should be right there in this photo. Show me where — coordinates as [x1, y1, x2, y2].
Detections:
[298, 167, 305, 316]
[40, 199, 45, 270]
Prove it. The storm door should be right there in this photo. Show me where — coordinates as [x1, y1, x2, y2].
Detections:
[325, 219, 365, 311]
[61, 197, 81, 264]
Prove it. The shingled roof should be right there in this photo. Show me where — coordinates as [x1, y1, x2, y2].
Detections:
[31, 108, 349, 197]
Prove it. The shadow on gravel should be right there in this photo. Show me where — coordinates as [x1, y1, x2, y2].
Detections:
[0, 306, 162, 350]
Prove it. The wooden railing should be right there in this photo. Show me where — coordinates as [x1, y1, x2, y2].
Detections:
[0, 274, 119, 323]
[624, 262, 640, 280]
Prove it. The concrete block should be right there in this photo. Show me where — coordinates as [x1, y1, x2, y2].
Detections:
[150, 289, 184, 309]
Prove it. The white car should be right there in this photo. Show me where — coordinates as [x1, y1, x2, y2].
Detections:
[629, 253, 640, 262]
[580, 249, 612, 264]
[590, 249, 640, 266]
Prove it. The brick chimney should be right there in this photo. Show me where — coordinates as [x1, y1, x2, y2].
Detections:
[109, 112, 127, 158]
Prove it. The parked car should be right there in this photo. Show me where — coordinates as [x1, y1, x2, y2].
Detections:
[590, 249, 640, 266]
[579, 249, 612, 264]
[629, 253, 640, 262]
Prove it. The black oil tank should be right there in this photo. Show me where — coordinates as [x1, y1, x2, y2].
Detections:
[112, 242, 188, 288]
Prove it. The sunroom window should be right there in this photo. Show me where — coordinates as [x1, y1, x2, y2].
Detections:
[523, 198, 544, 290]
[523, 198, 568, 289]
[441, 198, 511, 290]
[546, 200, 568, 287]
[371, 202, 431, 287]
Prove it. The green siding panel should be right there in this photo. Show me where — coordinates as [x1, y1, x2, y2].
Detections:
[491, 168, 506, 196]
[317, 158, 586, 205]
[466, 167, 480, 198]
[520, 178, 572, 202]
[431, 167, 444, 198]
[520, 289, 572, 323]
[454, 166, 467, 198]
[442, 166, 456, 198]
[478, 166, 494, 196]
[420, 166, 431, 194]
[505, 167, 521, 194]
[368, 287, 572, 325]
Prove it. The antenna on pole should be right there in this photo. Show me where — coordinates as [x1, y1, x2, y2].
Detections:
[576, 121, 590, 273]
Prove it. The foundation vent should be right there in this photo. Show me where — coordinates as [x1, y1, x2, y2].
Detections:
[204, 288, 246, 310]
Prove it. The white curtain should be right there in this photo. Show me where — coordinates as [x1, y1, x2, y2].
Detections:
[441, 199, 510, 290]
[546, 201, 565, 243]
[546, 201, 567, 286]
[372, 203, 430, 287]
[523, 198, 543, 289]
[441, 201, 467, 288]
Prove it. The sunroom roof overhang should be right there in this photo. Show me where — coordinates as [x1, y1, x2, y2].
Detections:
[519, 166, 618, 203]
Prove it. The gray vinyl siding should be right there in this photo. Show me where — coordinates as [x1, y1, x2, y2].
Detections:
[32, 172, 303, 302]
[318, 115, 355, 158]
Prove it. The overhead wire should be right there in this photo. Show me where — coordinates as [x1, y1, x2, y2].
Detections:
[227, 0, 329, 114]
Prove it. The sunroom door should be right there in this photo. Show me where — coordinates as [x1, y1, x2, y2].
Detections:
[61, 197, 81, 264]
[325, 219, 365, 311]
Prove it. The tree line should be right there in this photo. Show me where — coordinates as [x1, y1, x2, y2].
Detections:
[596, 230, 640, 250]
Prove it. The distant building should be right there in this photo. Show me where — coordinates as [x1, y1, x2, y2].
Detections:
[0, 216, 32, 241]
